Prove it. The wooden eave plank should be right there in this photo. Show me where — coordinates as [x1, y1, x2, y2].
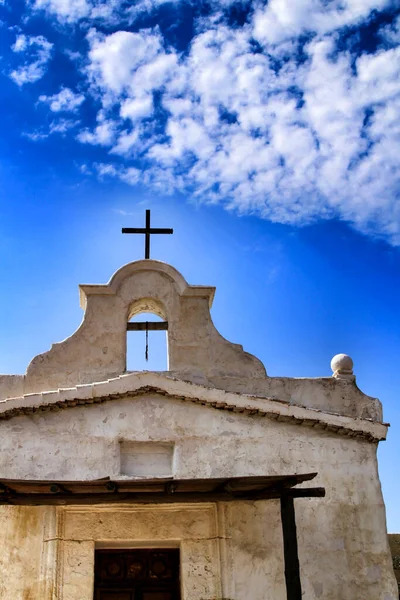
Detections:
[0, 473, 320, 505]
[0, 487, 325, 506]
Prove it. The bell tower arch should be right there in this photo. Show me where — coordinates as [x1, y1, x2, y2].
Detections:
[23, 260, 266, 392]
[127, 297, 169, 371]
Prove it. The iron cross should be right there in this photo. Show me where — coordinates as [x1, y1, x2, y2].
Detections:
[122, 209, 173, 259]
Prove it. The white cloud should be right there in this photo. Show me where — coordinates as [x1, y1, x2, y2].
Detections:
[14, 0, 400, 244]
[120, 166, 141, 185]
[50, 118, 80, 133]
[12, 35, 28, 52]
[10, 34, 53, 85]
[94, 162, 118, 177]
[32, 0, 91, 22]
[77, 119, 116, 145]
[111, 129, 141, 156]
[253, 0, 391, 46]
[23, 130, 49, 141]
[87, 29, 164, 95]
[22, 117, 80, 139]
[76, 15, 400, 243]
[94, 162, 141, 185]
[120, 95, 153, 121]
[39, 87, 85, 112]
[31, 0, 182, 24]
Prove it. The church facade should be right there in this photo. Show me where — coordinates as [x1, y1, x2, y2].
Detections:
[0, 259, 396, 600]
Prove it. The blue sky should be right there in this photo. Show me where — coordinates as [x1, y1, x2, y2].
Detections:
[0, 0, 400, 529]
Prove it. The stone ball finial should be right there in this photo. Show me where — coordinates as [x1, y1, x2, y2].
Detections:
[331, 354, 354, 379]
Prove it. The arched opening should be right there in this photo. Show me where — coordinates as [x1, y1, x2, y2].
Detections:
[126, 298, 168, 372]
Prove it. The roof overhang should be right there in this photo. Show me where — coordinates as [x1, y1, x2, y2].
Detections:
[0, 473, 325, 506]
[0, 372, 388, 442]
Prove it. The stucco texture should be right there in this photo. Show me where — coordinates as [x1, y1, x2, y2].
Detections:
[0, 393, 397, 599]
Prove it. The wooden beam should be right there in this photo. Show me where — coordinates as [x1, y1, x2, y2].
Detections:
[288, 487, 325, 499]
[280, 493, 302, 600]
[0, 487, 325, 506]
[0, 473, 318, 491]
[127, 322, 168, 331]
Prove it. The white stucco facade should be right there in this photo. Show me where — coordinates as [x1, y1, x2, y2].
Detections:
[0, 260, 396, 599]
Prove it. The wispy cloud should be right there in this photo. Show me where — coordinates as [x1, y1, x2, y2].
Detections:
[94, 162, 141, 185]
[31, 0, 182, 24]
[32, 0, 91, 22]
[10, 34, 53, 85]
[23, 117, 80, 139]
[39, 87, 85, 112]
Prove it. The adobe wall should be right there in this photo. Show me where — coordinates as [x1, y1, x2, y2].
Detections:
[0, 393, 396, 599]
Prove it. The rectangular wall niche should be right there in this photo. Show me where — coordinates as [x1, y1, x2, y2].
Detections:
[119, 441, 174, 477]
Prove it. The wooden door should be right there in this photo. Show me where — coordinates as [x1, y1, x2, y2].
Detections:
[94, 549, 181, 600]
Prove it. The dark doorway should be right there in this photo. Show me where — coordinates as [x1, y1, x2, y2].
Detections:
[94, 549, 181, 600]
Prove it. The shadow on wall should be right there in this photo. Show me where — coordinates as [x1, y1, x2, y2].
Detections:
[388, 534, 400, 598]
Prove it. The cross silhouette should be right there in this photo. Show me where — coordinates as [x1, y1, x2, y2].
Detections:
[122, 209, 173, 259]
[122, 209, 172, 361]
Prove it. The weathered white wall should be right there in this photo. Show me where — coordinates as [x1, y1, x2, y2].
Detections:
[0, 393, 396, 599]
[0, 505, 55, 599]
